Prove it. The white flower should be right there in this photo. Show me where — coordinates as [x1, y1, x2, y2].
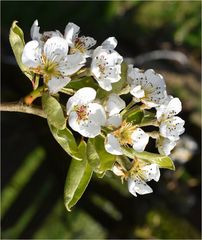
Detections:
[66, 87, 106, 138]
[127, 65, 167, 108]
[30, 19, 63, 44]
[64, 22, 96, 57]
[105, 121, 149, 155]
[128, 163, 160, 196]
[156, 136, 177, 156]
[156, 96, 182, 121]
[22, 36, 85, 93]
[91, 37, 123, 91]
[159, 116, 185, 141]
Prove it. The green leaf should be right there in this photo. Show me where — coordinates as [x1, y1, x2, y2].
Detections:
[48, 123, 82, 161]
[87, 136, 116, 173]
[87, 138, 100, 169]
[122, 147, 175, 170]
[9, 21, 34, 80]
[126, 110, 144, 124]
[64, 141, 93, 211]
[42, 93, 66, 130]
[66, 76, 98, 90]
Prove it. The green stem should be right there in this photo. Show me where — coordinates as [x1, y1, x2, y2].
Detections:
[59, 88, 75, 95]
[24, 86, 45, 105]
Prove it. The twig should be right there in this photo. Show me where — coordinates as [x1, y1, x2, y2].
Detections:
[0, 102, 46, 118]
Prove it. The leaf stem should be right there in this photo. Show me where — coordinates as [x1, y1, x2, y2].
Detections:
[0, 101, 46, 118]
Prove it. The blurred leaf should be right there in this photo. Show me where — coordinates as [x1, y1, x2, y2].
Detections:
[122, 147, 175, 170]
[87, 136, 116, 173]
[64, 141, 93, 211]
[48, 123, 82, 161]
[9, 21, 34, 80]
[42, 93, 66, 130]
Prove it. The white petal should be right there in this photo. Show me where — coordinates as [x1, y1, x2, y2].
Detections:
[97, 78, 112, 91]
[130, 85, 145, 98]
[88, 103, 106, 126]
[66, 87, 96, 114]
[106, 114, 122, 128]
[76, 120, 102, 138]
[68, 111, 82, 133]
[47, 76, 71, 94]
[79, 36, 97, 49]
[58, 53, 85, 76]
[156, 137, 177, 156]
[160, 116, 185, 141]
[105, 134, 123, 155]
[22, 40, 42, 68]
[43, 30, 63, 40]
[102, 37, 117, 49]
[156, 97, 182, 121]
[30, 19, 41, 41]
[64, 22, 80, 44]
[128, 177, 153, 196]
[131, 128, 149, 152]
[44, 36, 69, 62]
[112, 165, 124, 176]
[106, 94, 126, 116]
[142, 164, 160, 182]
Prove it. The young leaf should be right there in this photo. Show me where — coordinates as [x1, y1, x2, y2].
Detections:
[122, 147, 175, 170]
[48, 123, 82, 161]
[9, 21, 34, 80]
[87, 136, 116, 173]
[64, 141, 93, 211]
[42, 93, 66, 130]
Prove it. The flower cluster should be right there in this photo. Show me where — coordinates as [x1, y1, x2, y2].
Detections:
[20, 20, 185, 198]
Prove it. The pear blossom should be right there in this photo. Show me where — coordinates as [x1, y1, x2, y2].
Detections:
[156, 96, 182, 121]
[91, 37, 123, 91]
[159, 116, 185, 141]
[66, 87, 106, 138]
[156, 136, 177, 156]
[105, 121, 149, 155]
[64, 22, 96, 57]
[156, 96, 185, 154]
[128, 162, 160, 196]
[22, 36, 86, 93]
[127, 65, 167, 108]
[112, 160, 160, 196]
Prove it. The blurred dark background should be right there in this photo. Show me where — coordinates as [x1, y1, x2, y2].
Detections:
[1, 1, 201, 239]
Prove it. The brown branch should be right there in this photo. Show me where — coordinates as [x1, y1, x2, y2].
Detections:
[0, 101, 46, 118]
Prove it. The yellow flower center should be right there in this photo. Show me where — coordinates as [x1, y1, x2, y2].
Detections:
[70, 38, 86, 54]
[74, 105, 89, 122]
[113, 121, 136, 146]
